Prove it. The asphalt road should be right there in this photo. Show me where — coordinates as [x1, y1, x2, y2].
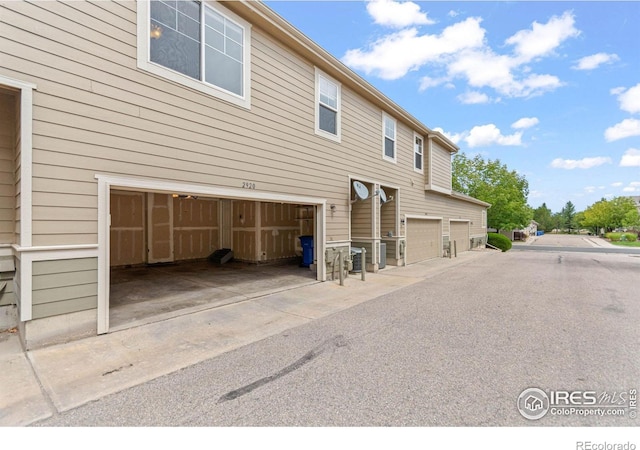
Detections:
[513, 233, 640, 255]
[33, 245, 640, 427]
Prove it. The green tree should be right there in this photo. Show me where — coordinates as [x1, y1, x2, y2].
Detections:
[533, 202, 554, 232]
[574, 211, 585, 231]
[452, 153, 532, 230]
[611, 196, 640, 229]
[551, 212, 564, 233]
[581, 198, 613, 234]
[561, 201, 577, 233]
[580, 196, 640, 234]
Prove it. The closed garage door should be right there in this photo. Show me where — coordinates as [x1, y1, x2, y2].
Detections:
[450, 221, 470, 253]
[406, 218, 441, 264]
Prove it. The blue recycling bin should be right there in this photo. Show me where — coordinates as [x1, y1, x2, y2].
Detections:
[299, 235, 314, 267]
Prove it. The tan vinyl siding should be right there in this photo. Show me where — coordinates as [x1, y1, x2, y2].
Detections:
[14, 93, 21, 243]
[379, 187, 397, 238]
[431, 142, 452, 191]
[31, 258, 98, 319]
[0, 91, 16, 243]
[0, 270, 15, 307]
[0, 0, 485, 255]
[351, 198, 373, 238]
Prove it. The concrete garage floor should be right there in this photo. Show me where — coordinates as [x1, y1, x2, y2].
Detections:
[109, 260, 317, 331]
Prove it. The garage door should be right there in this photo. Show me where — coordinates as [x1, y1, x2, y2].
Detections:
[406, 218, 441, 264]
[450, 221, 470, 253]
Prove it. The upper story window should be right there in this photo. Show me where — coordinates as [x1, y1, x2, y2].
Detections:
[137, 0, 251, 109]
[315, 69, 341, 142]
[414, 133, 423, 173]
[382, 114, 396, 162]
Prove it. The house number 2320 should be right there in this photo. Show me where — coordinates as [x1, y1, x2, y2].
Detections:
[242, 182, 256, 189]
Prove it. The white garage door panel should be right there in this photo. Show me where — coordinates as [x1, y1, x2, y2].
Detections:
[450, 221, 470, 253]
[406, 219, 440, 264]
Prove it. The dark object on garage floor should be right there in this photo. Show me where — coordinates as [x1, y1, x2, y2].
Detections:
[208, 248, 234, 264]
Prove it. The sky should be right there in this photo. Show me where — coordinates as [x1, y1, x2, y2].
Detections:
[264, 0, 640, 213]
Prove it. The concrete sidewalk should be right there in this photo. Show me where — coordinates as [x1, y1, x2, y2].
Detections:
[0, 250, 494, 427]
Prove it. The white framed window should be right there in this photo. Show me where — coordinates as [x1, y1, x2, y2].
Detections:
[414, 133, 423, 173]
[315, 68, 341, 142]
[482, 210, 487, 228]
[137, 0, 251, 109]
[382, 113, 396, 163]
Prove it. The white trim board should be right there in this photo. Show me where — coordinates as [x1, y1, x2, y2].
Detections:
[0, 75, 36, 248]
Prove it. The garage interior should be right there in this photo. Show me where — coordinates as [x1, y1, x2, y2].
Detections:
[108, 190, 317, 330]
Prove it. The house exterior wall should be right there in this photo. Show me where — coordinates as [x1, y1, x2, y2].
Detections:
[430, 141, 453, 192]
[0, 0, 488, 343]
[0, 91, 16, 243]
[31, 258, 98, 320]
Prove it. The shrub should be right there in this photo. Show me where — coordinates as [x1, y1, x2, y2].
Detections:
[488, 232, 512, 252]
[605, 232, 637, 242]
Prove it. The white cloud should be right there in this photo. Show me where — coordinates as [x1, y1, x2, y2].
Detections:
[457, 91, 490, 104]
[446, 50, 564, 98]
[573, 52, 619, 70]
[622, 183, 640, 193]
[366, 0, 435, 28]
[529, 190, 543, 198]
[505, 11, 580, 63]
[342, 10, 579, 99]
[605, 118, 640, 142]
[550, 157, 612, 169]
[418, 76, 448, 91]
[620, 148, 640, 167]
[342, 18, 485, 80]
[512, 117, 539, 129]
[615, 83, 640, 114]
[464, 124, 523, 147]
[432, 127, 466, 145]
[611, 182, 623, 187]
[584, 186, 596, 193]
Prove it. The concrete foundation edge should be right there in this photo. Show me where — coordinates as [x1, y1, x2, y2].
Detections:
[20, 309, 97, 350]
[0, 304, 18, 331]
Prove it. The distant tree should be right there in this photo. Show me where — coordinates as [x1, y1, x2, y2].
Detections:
[452, 153, 532, 231]
[581, 199, 613, 235]
[611, 196, 640, 229]
[561, 201, 577, 233]
[580, 196, 639, 234]
[533, 203, 554, 232]
[551, 212, 564, 233]
[574, 211, 585, 231]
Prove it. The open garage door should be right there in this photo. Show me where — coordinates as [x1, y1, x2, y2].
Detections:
[406, 218, 441, 264]
[109, 192, 319, 329]
[450, 221, 470, 253]
[99, 176, 327, 335]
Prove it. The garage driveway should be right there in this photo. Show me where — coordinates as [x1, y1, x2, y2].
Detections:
[24, 247, 640, 427]
[524, 233, 616, 248]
